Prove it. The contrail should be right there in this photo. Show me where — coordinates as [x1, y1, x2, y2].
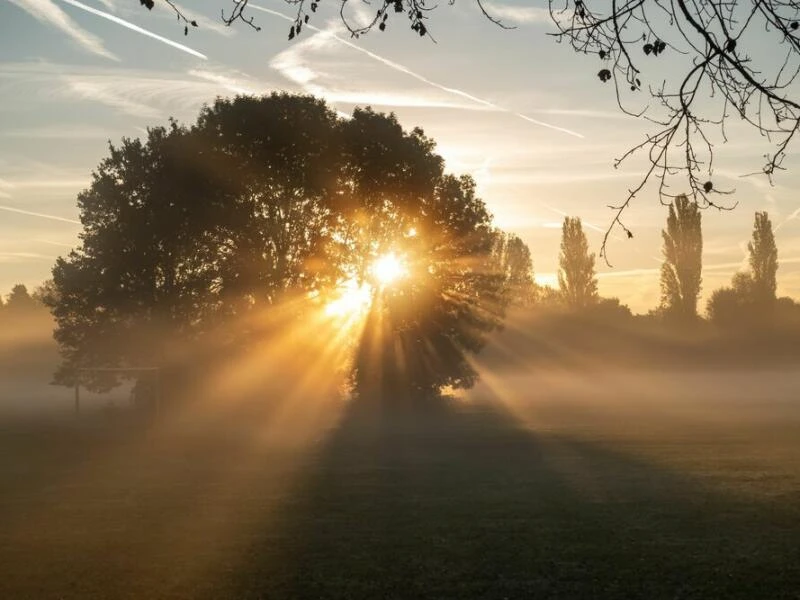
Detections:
[8, 0, 118, 60]
[34, 238, 77, 248]
[0, 204, 81, 225]
[775, 206, 800, 232]
[540, 201, 608, 235]
[59, 0, 208, 60]
[249, 4, 583, 139]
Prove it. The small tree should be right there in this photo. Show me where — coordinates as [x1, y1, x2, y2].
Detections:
[707, 273, 755, 329]
[5, 284, 37, 313]
[748, 212, 778, 306]
[660, 195, 702, 321]
[558, 217, 598, 310]
[492, 231, 535, 307]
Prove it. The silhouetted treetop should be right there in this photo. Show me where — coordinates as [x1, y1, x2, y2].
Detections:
[748, 212, 778, 304]
[4, 284, 37, 312]
[660, 195, 702, 322]
[47, 93, 511, 396]
[558, 217, 598, 310]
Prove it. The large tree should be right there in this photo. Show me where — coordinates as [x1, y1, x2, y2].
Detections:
[558, 217, 598, 310]
[47, 93, 507, 397]
[141, 1, 800, 258]
[748, 211, 779, 305]
[660, 195, 703, 321]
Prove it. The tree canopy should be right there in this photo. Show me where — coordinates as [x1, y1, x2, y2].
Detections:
[558, 217, 598, 310]
[46, 93, 516, 397]
[707, 211, 779, 327]
[748, 211, 779, 304]
[660, 195, 703, 321]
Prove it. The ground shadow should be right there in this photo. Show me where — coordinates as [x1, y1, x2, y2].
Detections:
[221, 393, 800, 600]
[2, 387, 799, 599]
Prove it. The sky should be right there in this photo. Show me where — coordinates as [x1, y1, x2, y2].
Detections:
[1, 0, 799, 313]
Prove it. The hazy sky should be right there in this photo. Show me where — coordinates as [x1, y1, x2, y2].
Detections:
[2, 0, 799, 312]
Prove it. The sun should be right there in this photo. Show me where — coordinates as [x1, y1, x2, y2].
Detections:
[324, 253, 408, 318]
[371, 252, 407, 286]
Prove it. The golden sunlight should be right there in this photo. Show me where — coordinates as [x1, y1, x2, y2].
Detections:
[325, 278, 372, 317]
[371, 252, 407, 286]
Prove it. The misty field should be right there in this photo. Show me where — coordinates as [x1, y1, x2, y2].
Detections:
[1, 367, 799, 599]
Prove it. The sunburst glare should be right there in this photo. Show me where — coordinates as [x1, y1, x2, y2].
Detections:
[371, 252, 407, 286]
[325, 278, 372, 317]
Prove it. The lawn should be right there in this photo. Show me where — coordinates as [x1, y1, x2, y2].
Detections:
[1, 367, 799, 599]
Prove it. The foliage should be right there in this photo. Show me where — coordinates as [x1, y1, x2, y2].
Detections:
[46, 94, 507, 396]
[706, 273, 752, 328]
[4, 284, 37, 312]
[491, 231, 536, 307]
[548, 1, 800, 258]
[586, 296, 633, 322]
[46, 121, 233, 387]
[748, 211, 779, 304]
[708, 211, 780, 328]
[558, 217, 598, 309]
[660, 195, 702, 321]
[345, 113, 507, 394]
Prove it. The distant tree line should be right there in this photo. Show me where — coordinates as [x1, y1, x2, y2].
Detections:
[523, 198, 800, 338]
[0, 284, 50, 324]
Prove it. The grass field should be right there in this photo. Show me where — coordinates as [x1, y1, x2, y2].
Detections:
[1, 367, 799, 599]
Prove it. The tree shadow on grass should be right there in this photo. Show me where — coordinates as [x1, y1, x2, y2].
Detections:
[0, 395, 337, 600]
[223, 393, 800, 600]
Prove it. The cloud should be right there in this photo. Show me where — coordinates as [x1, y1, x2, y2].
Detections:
[481, 2, 552, 25]
[596, 257, 800, 280]
[776, 206, 800, 232]
[63, 74, 164, 118]
[487, 168, 631, 185]
[102, 0, 237, 37]
[252, 4, 583, 138]
[8, 0, 117, 60]
[0, 251, 58, 263]
[0, 124, 113, 139]
[34, 238, 77, 248]
[529, 108, 631, 120]
[188, 69, 265, 96]
[152, 1, 237, 37]
[59, 0, 208, 60]
[3, 178, 89, 190]
[0, 204, 81, 225]
[0, 179, 14, 199]
[61, 68, 271, 117]
[269, 28, 494, 110]
[0, 62, 273, 119]
[540, 201, 616, 236]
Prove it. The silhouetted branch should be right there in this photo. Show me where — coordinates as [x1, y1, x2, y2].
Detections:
[548, 0, 799, 263]
[140, 0, 800, 265]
